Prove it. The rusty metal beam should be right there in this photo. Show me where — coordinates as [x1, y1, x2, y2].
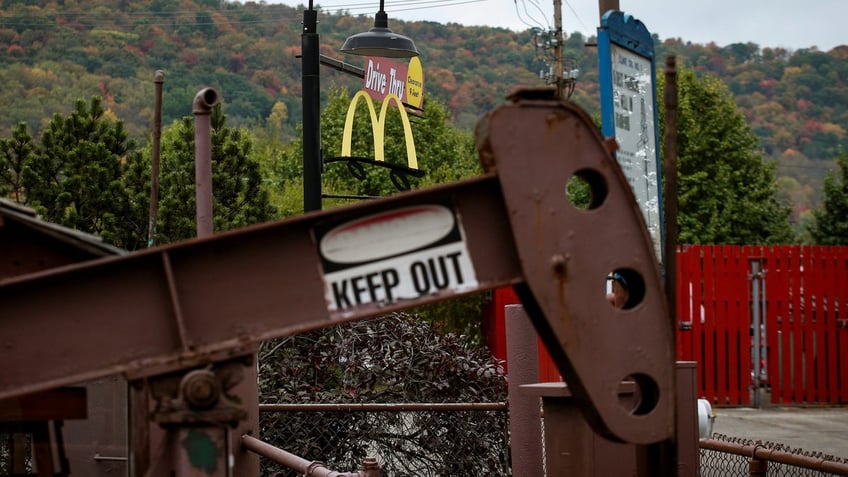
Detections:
[0, 175, 519, 400]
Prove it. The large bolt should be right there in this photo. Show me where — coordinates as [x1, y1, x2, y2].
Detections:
[181, 370, 221, 410]
[551, 253, 567, 276]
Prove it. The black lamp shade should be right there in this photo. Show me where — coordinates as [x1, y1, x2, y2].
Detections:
[340, 10, 419, 58]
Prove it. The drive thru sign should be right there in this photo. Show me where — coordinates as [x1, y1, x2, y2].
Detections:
[315, 203, 478, 313]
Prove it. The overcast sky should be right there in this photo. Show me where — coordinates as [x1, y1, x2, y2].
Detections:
[287, 0, 845, 51]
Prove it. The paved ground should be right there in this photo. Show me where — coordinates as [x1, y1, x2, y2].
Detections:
[710, 406, 848, 459]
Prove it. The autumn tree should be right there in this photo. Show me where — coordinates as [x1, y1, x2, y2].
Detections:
[807, 149, 848, 244]
[659, 65, 792, 244]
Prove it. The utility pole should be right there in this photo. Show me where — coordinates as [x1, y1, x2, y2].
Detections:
[599, 0, 619, 20]
[553, 0, 563, 98]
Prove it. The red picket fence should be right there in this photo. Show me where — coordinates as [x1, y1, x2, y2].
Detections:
[677, 245, 848, 406]
[484, 245, 848, 406]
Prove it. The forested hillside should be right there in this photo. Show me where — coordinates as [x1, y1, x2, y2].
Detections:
[0, 0, 845, 224]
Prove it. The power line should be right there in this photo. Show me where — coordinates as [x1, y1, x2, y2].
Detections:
[562, 0, 590, 34]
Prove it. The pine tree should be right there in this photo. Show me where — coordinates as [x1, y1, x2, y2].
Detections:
[807, 149, 848, 244]
[21, 97, 135, 246]
[150, 104, 277, 245]
[0, 122, 35, 203]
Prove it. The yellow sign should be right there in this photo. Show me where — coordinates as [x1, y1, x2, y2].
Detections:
[405, 57, 424, 109]
[341, 90, 418, 169]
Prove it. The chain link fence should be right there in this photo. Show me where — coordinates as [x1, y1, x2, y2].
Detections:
[258, 313, 510, 477]
[700, 433, 848, 477]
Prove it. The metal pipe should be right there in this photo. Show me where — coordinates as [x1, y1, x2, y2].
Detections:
[319, 54, 365, 78]
[750, 259, 762, 407]
[302, 2, 322, 212]
[148, 70, 165, 248]
[193, 87, 220, 238]
[241, 434, 371, 477]
[93, 454, 128, 462]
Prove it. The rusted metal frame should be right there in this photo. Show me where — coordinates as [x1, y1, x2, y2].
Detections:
[699, 439, 848, 475]
[161, 251, 192, 353]
[477, 91, 674, 445]
[241, 434, 380, 477]
[0, 174, 519, 402]
[1, 93, 675, 458]
[258, 402, 507, 412]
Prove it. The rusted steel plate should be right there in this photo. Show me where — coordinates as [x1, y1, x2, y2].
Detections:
[476, 90, 674, 444]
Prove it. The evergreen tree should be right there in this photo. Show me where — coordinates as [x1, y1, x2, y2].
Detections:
[0, 122, 34, 203]
[807, 149, 848, 244]
[659, 66, 792, 244]
[150, 104, 277, 245]
[21, 96, 136, 247]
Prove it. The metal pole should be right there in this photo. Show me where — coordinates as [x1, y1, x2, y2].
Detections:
[598, 0, 619, 20]
[751, 259, 762, 408]
[635, 54, 679, 477]
[504, 304, 544, 477]
[193, 88, 220, 239]
[663, 56, 678, 319]
[553, 0, 563, 98]
[302, 1, 322, 212]
[241, 434, 371, 477]
[148, 70, 164, 248]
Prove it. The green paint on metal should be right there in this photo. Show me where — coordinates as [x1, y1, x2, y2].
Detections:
[182, 430, 218, 474]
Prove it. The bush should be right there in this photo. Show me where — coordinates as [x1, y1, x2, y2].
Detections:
[258, 312, 509, 476]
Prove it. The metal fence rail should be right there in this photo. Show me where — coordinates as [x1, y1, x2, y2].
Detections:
[242, 434, 382, 477]
[259, 402, 511, 477]
[700, 433, 848, 476]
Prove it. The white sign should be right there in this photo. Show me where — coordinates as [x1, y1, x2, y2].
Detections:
[610, 43, 661, 259]
[316, 204, 478, 314]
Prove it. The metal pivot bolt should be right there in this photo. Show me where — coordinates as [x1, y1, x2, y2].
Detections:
[180, 369, 221, 410]
[551, 253, 567, 276]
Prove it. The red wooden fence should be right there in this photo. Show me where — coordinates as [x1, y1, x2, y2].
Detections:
[485, 245, 848, 406]
[677, 245, 848, 406]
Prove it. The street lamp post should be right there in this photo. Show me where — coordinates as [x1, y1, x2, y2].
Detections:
[301, 0, 418, 213]
[302, 1, 322, 212]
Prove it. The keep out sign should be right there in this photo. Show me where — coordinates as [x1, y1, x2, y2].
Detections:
[314, 204, 478, 314]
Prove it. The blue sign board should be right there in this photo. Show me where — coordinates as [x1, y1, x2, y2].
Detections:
[598, 10, 664, 263]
